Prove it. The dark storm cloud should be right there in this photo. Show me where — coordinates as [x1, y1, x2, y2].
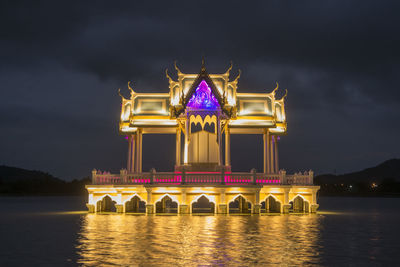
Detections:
[0, 0, 399, 179]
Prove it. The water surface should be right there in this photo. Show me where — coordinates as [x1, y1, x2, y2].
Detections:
[0, 197, 399, 266]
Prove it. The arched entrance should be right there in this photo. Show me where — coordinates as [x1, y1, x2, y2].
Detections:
[96, 195, 116, 212]
[229, 195, 252, 214]
[261, 195, 281, 213]
[125, 195, 146, 213]
[191, 195, 215, 214]
[155, 195, 178, 213]
[290, 195, 309, 213]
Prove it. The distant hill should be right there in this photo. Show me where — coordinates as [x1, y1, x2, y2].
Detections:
[0, 165, 90, 195]
[315, 159, 400, 196]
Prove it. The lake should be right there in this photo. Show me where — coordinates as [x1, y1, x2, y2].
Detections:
[0, 196, 399, 266]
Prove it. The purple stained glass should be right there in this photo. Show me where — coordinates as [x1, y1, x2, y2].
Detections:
[187, 80, 220, 109]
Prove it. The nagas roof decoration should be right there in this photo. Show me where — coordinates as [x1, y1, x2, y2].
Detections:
[119, 61, 287, 134]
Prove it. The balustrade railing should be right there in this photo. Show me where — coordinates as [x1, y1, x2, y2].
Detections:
[91, 169, 314, 186]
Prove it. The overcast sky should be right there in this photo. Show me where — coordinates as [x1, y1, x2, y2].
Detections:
[1, 1, 399, 180]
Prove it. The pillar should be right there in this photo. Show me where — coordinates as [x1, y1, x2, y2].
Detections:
[135, 129, 143, 173]
[127, 134, 136, 173]
[263, 130, 270, 173]
[270, 135, 275, 173]
[218, 189, 227, 214]
[310, 189, 319, 213]
[146, 188, 154, 214]
[127, 135, 132, 172]
[225, 127, 231, 166]
[179, 189, 189, 214]
[253, 190, 261, 214]
[217, 118, 223, 166]
[274, 136, 279, 172]
[282, 188, 291, 213]
[176, 128, 181, 166]
[184, 118, 189, 164]
[139, 129, 143, 173]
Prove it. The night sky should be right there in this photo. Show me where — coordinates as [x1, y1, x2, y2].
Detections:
[1, 1, 399, 180]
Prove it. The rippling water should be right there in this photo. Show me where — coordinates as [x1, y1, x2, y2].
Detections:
[1, 197, 400, 266]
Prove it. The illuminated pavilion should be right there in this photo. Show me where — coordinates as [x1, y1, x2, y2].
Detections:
[86, 62, 320, 214]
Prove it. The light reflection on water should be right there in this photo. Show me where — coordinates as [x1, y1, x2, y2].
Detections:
[76, 214, 322, 266]
[1, 197, 400, 266]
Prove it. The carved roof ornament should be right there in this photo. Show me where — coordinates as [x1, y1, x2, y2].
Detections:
[279, 89, 288, 102]
[231, 69, 241, 85]
[224, 61, 233, 76]
[118, 88, 126, 100]
[128, 81, 136, 99]
[271, 82, 279, 95]
[174, 60, 183, 76]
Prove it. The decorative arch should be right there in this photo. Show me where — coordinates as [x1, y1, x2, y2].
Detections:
[189, 114, 217, 133]
[228, 194, 253, 205]
[96, 194, 118, 204]
[123, 193, 147, 204]
[289, 194, 310, 213]
[289, 194, 308, 203]
[261, 193, 282, 204]
[228, 194, 252, 214]
[154, 193, 180, 205]
[261, 194, 282, 213]
[124, 194, 147, 213]
[155, 194, 179, 214]
[191, 194, 216, 214]
[191, 194, 216, 205]
[96, 194, 117, 213]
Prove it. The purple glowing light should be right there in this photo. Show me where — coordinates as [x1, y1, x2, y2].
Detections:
[187, 80, 220, 109]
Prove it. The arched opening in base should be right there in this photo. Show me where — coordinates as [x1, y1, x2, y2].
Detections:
[261, 196, 281, 213]
[125, 196, 146, 213]
[191, 195, 215, 214]
[290, 196, 309, 213]
[155, 195, 178, 213]
[229, 195, 252, 214]
[96, 195, 116, 212]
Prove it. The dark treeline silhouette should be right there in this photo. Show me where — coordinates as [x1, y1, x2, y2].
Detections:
[0, 165, 90, 196]
[315, 159, 400, 197]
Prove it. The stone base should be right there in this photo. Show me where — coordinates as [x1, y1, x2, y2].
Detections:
[282, 204, 291, 214]
[253, 204, 261, 214]
[218, 204, 227, 214]
[115, 204, 124, 213]
[179, 204, 189, 214]
[310, 204, 319, 213]
[86, 204, 95, 213]
[146, 204, 154, 214]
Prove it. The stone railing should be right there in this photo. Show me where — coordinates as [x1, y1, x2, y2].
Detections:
[91, 169, 314, 186]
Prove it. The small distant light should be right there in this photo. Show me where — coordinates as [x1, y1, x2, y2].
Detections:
[125, 136, 129, 140]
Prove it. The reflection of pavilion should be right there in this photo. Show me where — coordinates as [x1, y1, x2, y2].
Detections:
[86, 62, 320, 214]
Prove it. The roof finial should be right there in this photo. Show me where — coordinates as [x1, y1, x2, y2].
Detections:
[201, 57, 206, 71]
[281, 89, 288, 101]
[118, 88, 126, 100]
[232, 69, 241, 83]
[224, 61, 233, 75]
[165, 68, 172, 81]
[174, 60, 182, 75]
[272, 82, 279, 94]
[128, 81, 136, 98]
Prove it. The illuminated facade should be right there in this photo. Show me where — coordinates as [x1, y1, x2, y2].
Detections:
[86, 62, 320, 214]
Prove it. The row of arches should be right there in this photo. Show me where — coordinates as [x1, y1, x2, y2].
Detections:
[95, 194, 310, 214]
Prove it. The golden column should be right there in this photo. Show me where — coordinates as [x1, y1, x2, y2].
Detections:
[269, 135, 275, 173]
[274, 136, 279, 172]
[135, 129, 143, 173]
[176, 128, 181, 166]
[263, 129, 271, 173]
[225, 127, 231, 166]
[127, 133, 136, 172]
